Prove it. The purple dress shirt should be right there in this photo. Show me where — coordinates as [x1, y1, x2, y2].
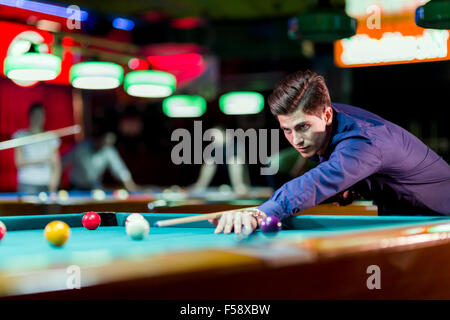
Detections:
[259, 103, 450, 218]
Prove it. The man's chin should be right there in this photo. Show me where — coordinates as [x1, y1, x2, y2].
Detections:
[297, 149, 314, 158]
[302, 153, 314, 159]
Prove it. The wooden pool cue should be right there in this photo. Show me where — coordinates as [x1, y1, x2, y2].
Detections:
[0, 125, 81, 151]
[153, 206, 260, 227]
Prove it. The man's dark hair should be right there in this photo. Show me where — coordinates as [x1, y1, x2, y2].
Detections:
[268, 70, 331, 117]
[28, 102, 44, 117]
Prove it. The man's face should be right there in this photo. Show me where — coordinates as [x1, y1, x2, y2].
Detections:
[103, 132, 116, 146]
[29, 108, 44, 128]
[277, 105, 333, 158]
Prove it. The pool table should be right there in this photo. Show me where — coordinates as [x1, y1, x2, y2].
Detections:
[0, 187, 378, 216]
[1, 212, 449, 299]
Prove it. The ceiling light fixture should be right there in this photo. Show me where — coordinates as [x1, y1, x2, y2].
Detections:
[162, 95, 206, 118]
[416, 0, 450, 29]
[124, 70, 176, 98]
[70, 61, 124, 89]
[4, 52, 61, 81]
[219, 92, 264, 115]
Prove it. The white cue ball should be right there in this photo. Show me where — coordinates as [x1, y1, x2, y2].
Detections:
[126, 219, 150, 240]
[116, 189, 129, 200]
[125, 213, 145, 226]
[218, 184, 232, 193]
[92, 189, 106, 201]
[38, 192, 48, 202]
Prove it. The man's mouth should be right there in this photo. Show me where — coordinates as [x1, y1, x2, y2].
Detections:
[297, 146, 311, 152]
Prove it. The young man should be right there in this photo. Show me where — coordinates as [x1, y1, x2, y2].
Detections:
[212, 70, 450, 234]
[63, 130, 138, 192]
[14, 103, 61, 193]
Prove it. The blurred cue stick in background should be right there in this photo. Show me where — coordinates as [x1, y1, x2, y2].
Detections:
[0, 125, 81, 151]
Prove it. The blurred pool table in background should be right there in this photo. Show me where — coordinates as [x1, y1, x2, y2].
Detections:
[1, 212, 449, 299]
[0, 186, 269, 215]
[0, 187, 378, 216]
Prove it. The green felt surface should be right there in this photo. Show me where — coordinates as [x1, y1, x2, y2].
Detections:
[1, 213, 449, 273]
[0, 227, 239, 272]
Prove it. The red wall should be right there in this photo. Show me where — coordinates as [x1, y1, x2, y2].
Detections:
[0, 78, 75, 191]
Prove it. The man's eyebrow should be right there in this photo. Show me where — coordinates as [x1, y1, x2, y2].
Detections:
[294, 121, 309, 129]
[280, 121, 308, 130]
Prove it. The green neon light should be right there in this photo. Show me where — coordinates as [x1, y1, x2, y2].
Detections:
[4, 53, 61, 81]
[416, 0, 450, 30]
[219, 91, 264, 115]
[70, 61, 124, 90]
[124, 70, 176, 98]
[290, 8, 356, 42]
[163, 95, 206, 118]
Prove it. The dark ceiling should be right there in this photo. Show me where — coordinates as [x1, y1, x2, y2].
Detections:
[47, 1, 347, 61]
[55, 0, 345, 20]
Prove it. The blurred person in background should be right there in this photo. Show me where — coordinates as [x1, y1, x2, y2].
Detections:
[13, 102, 61, 193]
[190, 126, 251, 195]
[63, 128, 138, 192]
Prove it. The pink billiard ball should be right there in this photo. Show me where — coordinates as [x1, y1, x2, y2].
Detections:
[82, 211, 101, 230]
[0, 221, 6, 241]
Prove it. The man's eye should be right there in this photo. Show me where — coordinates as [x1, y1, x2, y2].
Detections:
[300, 124, 310, 131]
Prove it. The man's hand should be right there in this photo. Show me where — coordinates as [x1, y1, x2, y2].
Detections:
[123, 178, 139, 192]
[331, 189, 361, 206]
[234, 184, 250, 197]
[209, 209, 267, 235]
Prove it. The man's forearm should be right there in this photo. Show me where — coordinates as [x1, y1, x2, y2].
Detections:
[49, 164, 61, 191]
[48, 152, 61, 192]
[123, 178, 138, 192]
[194, 163, 217, 189]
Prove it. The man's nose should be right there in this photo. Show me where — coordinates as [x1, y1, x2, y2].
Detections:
[292, 132, 304, 146]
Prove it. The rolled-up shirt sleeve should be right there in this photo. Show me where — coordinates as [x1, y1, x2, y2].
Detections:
[258, 137, 383, 220]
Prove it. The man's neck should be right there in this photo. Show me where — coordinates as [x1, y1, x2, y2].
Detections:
[317, 117, 336, 156]
[29, 126, 43, 134]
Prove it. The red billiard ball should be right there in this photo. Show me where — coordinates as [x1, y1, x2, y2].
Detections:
[0, 221, 6, 241]
[113, 189, 129, 200]
[260, 216, 282, 235]
[82, 211, 101, 230]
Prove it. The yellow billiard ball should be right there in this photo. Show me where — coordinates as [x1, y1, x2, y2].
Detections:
[44, 221, 71, 247]
[58, 190, 69, 202]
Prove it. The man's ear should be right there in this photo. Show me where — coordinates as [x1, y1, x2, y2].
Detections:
[324, 106, 333, 125]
